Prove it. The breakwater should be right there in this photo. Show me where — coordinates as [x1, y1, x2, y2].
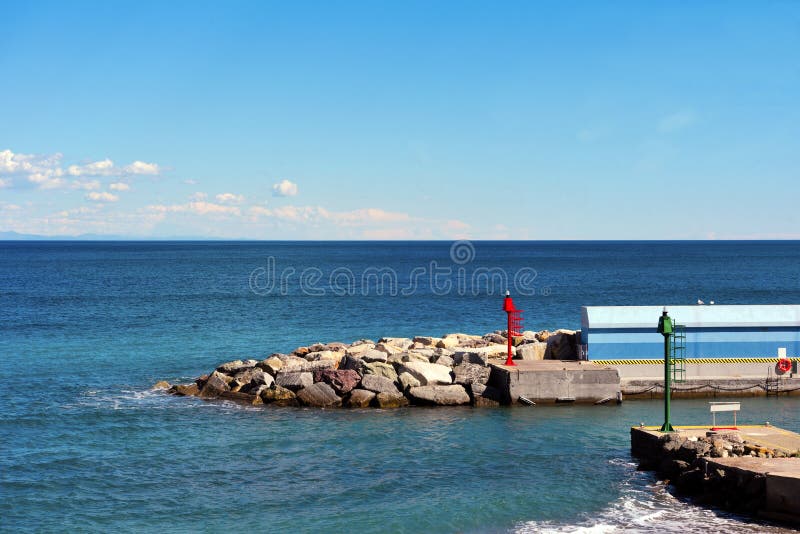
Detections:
[631, 425, 800, 525]
[160, 329, 583, 407]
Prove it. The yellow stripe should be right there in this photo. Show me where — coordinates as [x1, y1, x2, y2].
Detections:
[593, 357, 799, 365]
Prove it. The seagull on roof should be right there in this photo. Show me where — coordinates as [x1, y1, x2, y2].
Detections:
[697, 299, 705, 305]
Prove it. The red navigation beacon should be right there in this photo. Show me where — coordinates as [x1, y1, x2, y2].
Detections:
[503, 290, 523, 366]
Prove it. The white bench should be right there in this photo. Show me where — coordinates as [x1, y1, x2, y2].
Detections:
[709, 401, 740, 430]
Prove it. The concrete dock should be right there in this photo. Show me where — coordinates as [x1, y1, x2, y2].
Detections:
[631, 424, 800, 525]
[488, 360, 620, 404]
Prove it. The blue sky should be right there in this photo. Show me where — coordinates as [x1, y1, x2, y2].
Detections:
[1, 1, 798, 239]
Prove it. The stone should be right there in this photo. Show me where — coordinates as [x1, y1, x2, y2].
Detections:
[152, 380, 171, 390]
[535, 330, 551, 342]
[293, 346, 310, 357]
[218, 390, 262, 405]
[402, 351, 432, 364]
[483, 333, 506, 345]
[398, 371, 421, 390]
[297, 383, 342, 407]
[345, 343, 375, 356]
[279, 355, 311, 372]
[400, 361, 453, 385]
[324, 342, 348, 352]
[453, 362, 491, 385]
[341, 355, 367, 374]
[378, 337, 414, 350]
[345, 389, 375, 408]
[260, 385, 297, 404]
[521, 330, 537, 341]
[374, 392, 409, 408]
[200, 371, 231, 397]
[216, 359, 256, 375]
[363, 361, 398, 381]
[171, 383, 200, 396]
[408, 385, 470, 405]
[360, 374, 400, 395]
[231, 368, 274, 393]
[434, 354, 454, 367]
[473, 395, 501, 407]
[470, 382, 487, 396]
[297, 360, 336, 373]
[452, 347, 506, 366]
[545, 329, 579, 360]
[306, 350, 344, 369]
[413, 336, 442, 347]
[361, 349, 389, 363]
[374, 342, 404, 355]
[516, 342, 547, 361]
[275, 371, 313, 392]
[313, 369, 361, 394]
[257, 356, 284, 375]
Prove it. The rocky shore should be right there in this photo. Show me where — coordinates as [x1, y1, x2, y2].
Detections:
[158, 329, 581, 408]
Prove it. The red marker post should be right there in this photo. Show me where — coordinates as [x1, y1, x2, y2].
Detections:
[503, 290, 523, 366]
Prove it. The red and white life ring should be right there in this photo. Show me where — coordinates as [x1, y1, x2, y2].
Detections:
[777, 358, 792, 373]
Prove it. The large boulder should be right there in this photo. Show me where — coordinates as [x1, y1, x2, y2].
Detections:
[434, 354, 454, 367]
[260, 385, 296, 405]
[452, 346, 506, 366]
[374, 342, 404, 355]
[296, 383, 342, 408]
[200, 371, 231, 397]
[152, 380, 171, 390]
[413, 336, 442, 347]
[306, 350, 344, 368]
[341, 355, 367, 374]
[216, 359, 258, 375]
[378, 337, 414, 350]
[408, 385, 470, 405]
[453, 362, 490, 386]
[346, 343, 376, 357]
[275, 371, 313, 392]
[256, 356, 284, 375]
[313, 369, 361, 394]
[400, 361, 453, 385]
[218, 390, 262, 405]
[277, 355, 312, 372]
[363, 361, 398, 381]
[345, 389, 375, 408]
[545, 329, 579, 360]
[360, 374, 400, 395]
[231, 368, 274, 392]
[516, 342, 547, 361]
[170, 383, 200, 396]
[402, 351, 432, 364]
[375, 392, 409, 408]
[398, 371, 421, 391]
[361, 349, 389, 363]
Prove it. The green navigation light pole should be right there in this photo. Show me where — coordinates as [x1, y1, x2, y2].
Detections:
[658, 307, 675, 432]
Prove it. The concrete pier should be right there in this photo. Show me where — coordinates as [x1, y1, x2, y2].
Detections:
[631, 424, 800, 525]
[488, 360, 620, 404]
[621, 377, 800, 399]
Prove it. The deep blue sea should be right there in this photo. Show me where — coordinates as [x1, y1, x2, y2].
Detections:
[3, 240, 800, 533]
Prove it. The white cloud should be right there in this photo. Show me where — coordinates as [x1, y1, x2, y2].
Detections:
[272, 179, 298, 197]
[189, 192, 207, 201]
[124, 161, 160, 175]
[0, 149, 65, 189]
[109, 182, 130, 191]
[183, 179, 197, 185]
[86, 191, 119, 202]
[0, 178, 10, 188]
[658, 111, 696, 133]
[68, 159, 114, 176]
[71, 179, 101, 190]
[215, 192, 244, 204]
[0, 149, 161, 189]
[147, 201, 240, 216]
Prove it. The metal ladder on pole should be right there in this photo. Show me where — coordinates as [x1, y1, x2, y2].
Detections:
[671, 324, 687, 383]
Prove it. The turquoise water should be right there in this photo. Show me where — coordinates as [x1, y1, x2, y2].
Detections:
[3, 241, 800, 532]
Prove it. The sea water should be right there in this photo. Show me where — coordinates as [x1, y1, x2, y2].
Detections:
[2, 240, 800, 532]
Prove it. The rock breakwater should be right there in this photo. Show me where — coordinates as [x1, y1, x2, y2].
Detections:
[160, 329, 581, 408]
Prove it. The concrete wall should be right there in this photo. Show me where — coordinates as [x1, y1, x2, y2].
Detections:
[489, 362, 620, 404]
[597, 360, 796, 380]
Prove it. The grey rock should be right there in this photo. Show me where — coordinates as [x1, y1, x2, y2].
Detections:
[398, 371, 421, 391]
[361, 349, 389, 363]
[363, 361, 398, 381]
[378, 337, 414, 350]
[399, 361, 453, 385]
[216, 359, 257, 375]
[453, 362, 490, 386]
[375, 392, 409, 408]
[275, 371, 313, 392]
[345, 389, 375, 408]
[296, 383, 342, 407]
[452, 351, 489, 366]
[434, 354, 454, 367]
[260, 385, 297, 405]
[408, 385, 470, 405]
[516, 342, 547, 361]
[201, 371, 231, 397]
[360, 374, 400, 395]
